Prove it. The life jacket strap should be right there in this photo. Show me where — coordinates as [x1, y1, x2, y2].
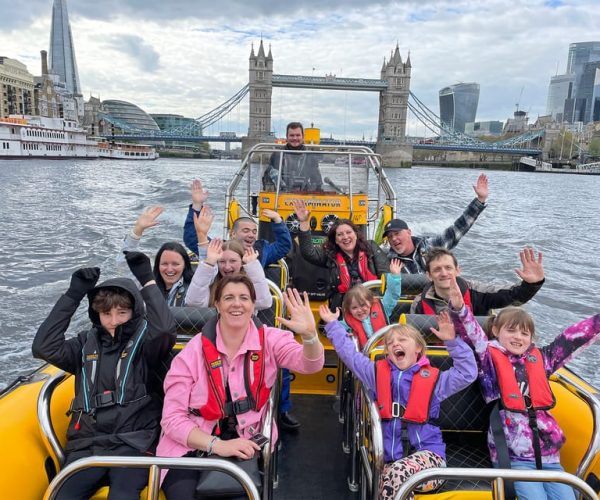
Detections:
[224, 397, 253, 416]
[94, 390, 117, 409]
[392, 402, 405, 418]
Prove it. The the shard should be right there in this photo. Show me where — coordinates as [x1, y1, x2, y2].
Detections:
[48, 0, 81, 95]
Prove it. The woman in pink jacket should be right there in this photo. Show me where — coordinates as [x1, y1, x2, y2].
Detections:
[157, 274, 324, 498]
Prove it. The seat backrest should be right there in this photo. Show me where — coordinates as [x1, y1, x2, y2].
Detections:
[402, 313, 488, 346]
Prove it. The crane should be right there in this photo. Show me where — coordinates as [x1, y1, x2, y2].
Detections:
[515, 86, 525, 113]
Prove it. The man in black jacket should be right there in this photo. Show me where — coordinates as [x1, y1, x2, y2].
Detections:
[32, 251, 176, 499]
[411, 247, 545, 316]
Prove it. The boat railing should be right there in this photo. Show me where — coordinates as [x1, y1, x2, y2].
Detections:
[37, 369, 69, 466]
[43, 456, 261, 500]
[394, 467, 598, 500]
[37, 368, 279, 500]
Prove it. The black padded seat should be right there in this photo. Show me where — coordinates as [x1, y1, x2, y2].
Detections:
[428, 355, 492, 492]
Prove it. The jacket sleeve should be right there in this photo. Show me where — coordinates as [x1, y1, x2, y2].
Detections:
[370, 241, 390, 275]
[433, 337, 478, 401]
[183, 204, 200, 256]
[424, 198, 486, 250]
[141, 283, 177, 366]
[244, 259, 273, 311]
[260, 221, 292, 267]
[541, 313, 600, 374]
[267, 327, 324, 374]
[160, 336, 203, 447]
[297, 229, 328, 267]
[116, 234, 143, 289]
[409, 296, 423, 314]
[184, 262, 217, 307]
[32, 294, 85, 374]
[325, 320, 376, 393]
[469, 278, 544, 314]
[382, 273, 401, 318]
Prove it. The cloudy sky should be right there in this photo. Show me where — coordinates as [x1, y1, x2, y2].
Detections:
[0, 0, 597, 140]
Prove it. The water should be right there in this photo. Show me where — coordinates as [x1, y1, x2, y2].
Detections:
[1, 159, 599, 390]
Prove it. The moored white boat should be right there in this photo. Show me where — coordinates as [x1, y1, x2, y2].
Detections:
[0, 115, 99, 159]
[96, 139, 159, 160]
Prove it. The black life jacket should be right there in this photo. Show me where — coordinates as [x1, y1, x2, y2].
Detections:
[374, 359, 439, 424]
[193, 319, 270, 422]
[344, 299, 388, 348]
[70, 320, 149, 415]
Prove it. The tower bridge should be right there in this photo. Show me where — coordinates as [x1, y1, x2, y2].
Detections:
[103, 41, 544, 164]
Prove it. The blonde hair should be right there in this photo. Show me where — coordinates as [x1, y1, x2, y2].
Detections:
[342, 285, 374, 317]
[485, 306, 535, 340]
[208, 239, 247, 306]
[383, 324, 427, 359]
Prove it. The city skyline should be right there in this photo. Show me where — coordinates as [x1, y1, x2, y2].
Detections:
[0, 0, 597, 139]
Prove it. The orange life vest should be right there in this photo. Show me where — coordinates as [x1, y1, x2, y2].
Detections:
[344, 299, 388, 348]
[489, 345, 555, 413]
[335, 251, 378, 294]
[374, 359, 440, 423]
[197, 325, 271, 422]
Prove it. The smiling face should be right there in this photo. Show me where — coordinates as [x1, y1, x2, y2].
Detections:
[218, 249, 243, 275]
[384, 330, 424, 370]
[99, 306, 133, 337]
[215, 281, 255, 331]
[286, 126, 304, 148]
[232, 220, 258, 250]
[426, 255, 460, 295]
[387, 229, 415, 256]
[159, 250, 185, 289]
[349, 296, 371, 321]
[335, 223, 357, 256]
[494, 323, 533, 356]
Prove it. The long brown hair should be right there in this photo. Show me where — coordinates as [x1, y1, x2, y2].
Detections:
[484, 306, 536, 340]
[208, 240, 246, 306]
[323, 219, 371, 259]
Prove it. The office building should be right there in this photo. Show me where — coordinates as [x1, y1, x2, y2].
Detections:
[546, 74, 574, 122]
[0, 57, 34, 118]
[439, 83, 480, 133]
[464, 120, 503, 137]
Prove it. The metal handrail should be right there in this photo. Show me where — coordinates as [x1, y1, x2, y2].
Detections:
[357, 385, 384, 500]
[43, 456, 261, 500]
[394, 467, 598, 500]
[554, 369, 600, 479]
[37, 369, 69, 467]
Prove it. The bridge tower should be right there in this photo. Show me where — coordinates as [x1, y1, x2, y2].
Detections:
[248, 40, 273, 139]
[376, 45, 413, 167]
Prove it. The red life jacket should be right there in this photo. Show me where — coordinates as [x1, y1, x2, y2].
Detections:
[344, 299, 388, 348]
[489, 345, 555, 413]
[197, 325, 271, 422]
[420, 281, 473, 315]
[374, 359, 440, 423]
[335, 251, 378, 294]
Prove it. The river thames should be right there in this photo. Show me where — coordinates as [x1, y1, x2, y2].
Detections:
[0, 158, 599, 390]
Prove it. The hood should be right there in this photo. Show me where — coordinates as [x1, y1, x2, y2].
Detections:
[87, 277, 145, 341]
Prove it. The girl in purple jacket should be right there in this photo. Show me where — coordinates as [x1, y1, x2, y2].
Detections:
[447, 275, 600, 500]
[319, 305, 477, 499]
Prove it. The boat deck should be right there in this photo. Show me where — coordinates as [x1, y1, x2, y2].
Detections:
[275, 394, 357, 499]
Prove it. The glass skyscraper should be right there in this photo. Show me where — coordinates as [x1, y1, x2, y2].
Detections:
[49, 0, 81, 96]
[439, 83, 480, 134]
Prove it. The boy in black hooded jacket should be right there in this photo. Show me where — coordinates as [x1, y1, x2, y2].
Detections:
[32, 251, 176, 499]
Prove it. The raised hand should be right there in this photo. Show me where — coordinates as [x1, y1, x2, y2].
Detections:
[291, 199, 310, 222]
[242, 247, 259, 264]
[430, 310, 456, 342]
[447, 276, 464, 310]
[262, 208, 283, 224]
[193, 205, 214, 242]
[473, 173, 489, 203]
[213, 437, 260, 460]
[389, 258, 403, 275]
[205, 238, 223, 266]
[133, 206, 163, 237]
[319, 304, 340, 324]
[124, 251, 155, 286]
[515, 247, 544, 283]
[66, 267, 101, 301]
[191, 179, 209, 210]
[277, 288, 317, 340]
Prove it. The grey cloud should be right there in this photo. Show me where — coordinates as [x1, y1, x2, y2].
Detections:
[107, 35, 160, 72]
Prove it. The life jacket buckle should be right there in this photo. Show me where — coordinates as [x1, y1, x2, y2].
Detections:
[225, 398, 253, 416]
[94, 390, 116, 408]
[392, 402, 405, 418]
